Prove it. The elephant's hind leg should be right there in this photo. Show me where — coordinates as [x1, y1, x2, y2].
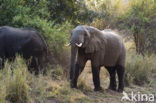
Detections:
[0, 58, 5, 69]
[27, 57, 39, 75]
[0, 51, 5, 69]
[105, 66, 117, 91]
[91, 65, 102, 91]
[116, 65, 125, 92]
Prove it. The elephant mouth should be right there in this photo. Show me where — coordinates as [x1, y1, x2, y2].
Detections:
[75, 43, 82, 47]
[66, 42, 83, 47]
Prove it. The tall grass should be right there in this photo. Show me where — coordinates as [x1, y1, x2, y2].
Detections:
[0, 58, 30, 103]
[0, 57, 52, 103]
[0, 57, 91, 103]
[125, 51, 156, 86]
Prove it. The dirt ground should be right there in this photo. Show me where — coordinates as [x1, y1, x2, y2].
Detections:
[45, 61, 156, 103]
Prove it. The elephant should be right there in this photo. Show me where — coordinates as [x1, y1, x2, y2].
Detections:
[0, 26, 48, 74]
[68, 25, 126, 92]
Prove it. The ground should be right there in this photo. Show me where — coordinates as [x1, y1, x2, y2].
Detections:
[45, 61, 156, 103]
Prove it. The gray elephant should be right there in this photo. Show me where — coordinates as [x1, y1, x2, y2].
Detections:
[0, 26, 47, 74]
[68, 25, 126, 92]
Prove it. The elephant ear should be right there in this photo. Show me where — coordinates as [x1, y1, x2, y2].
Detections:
[85, 27, 105, 53]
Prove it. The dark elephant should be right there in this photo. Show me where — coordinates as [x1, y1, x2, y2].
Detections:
[68, 25, 126, 92]
[0, 26, 47, 74]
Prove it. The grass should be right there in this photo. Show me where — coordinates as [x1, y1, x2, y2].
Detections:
[0, 57, 92, 103]
[0, 0, 156, 103]
[0, 39, 156, 103]
[125, 52, 156, 86]
[0, 58, 29, 103]
[0, 52, 155, 103]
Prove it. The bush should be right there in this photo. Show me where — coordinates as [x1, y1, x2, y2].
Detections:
[117, 0, 156, 53]
[125, 52, 156, 86]
[87, 0, 156, 54]
[0, 0, 73, 70]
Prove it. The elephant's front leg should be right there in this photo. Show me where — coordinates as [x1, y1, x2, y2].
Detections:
[91, 65, 102, 91]
[71, 56, 87, 88]
[71, 63, 80, 88]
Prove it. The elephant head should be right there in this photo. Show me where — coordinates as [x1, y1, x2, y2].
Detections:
[68, 25, 105, 80]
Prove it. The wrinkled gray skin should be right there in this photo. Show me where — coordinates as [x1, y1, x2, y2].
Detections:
[69, 25, 126, 92]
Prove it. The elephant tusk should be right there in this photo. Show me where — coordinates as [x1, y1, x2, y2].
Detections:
[65, 43, 71, 46]
[76, 43, 82, 47]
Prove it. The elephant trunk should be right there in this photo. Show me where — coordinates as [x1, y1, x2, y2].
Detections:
[70, 46, 78, 80]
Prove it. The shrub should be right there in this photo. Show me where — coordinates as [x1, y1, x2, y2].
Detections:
[90, 18, 109, 30]
[0, 0, 73, 70]
[125, 52, 156, 86]
[13, 13, 73, 67]
[117, 0, 156, 53]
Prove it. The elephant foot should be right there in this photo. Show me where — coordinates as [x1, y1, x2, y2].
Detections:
[108, 86, 116, 91]
[70, 84, 77, 88]
[94, 87, 103, 91]
[70, 81, 77, 88]
[117, 88, 124, 93]
[117, 82, 124, 93]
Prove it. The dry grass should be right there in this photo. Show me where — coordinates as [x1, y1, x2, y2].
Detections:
[0, 34, 156, 103]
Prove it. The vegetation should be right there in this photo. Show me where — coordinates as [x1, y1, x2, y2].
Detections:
[0, 0, 156, 103]
[117, 0, 156, 54]
[0, 57, 92, 103]
[125, 51, 156, 86]
[88, 0, 156, 54]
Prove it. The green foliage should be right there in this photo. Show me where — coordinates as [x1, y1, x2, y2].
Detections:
[118, 0, 155, 30]
[117, 0, 156, 53]
[88, 0, 156, 53]
[48, 22, 73, 67]
[47, 0, 98, 25]
[48, 0, 77, 23]
[0, 0, 49, 26]
[50, 22, 73, 53]
[0, 0, 74, 67]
